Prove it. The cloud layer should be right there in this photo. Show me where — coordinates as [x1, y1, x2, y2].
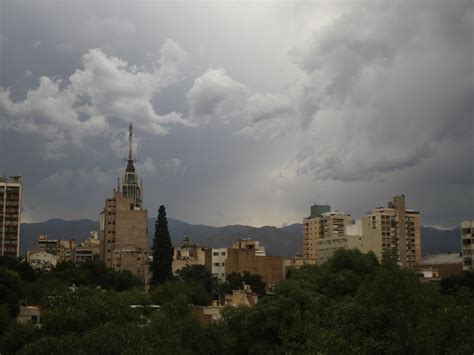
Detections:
[0, 39, 189, 159]
[0, 1, 472, 227]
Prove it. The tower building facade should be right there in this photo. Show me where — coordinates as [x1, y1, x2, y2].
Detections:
[303, 205, 351, 260]
[0, 176, 22, 257]
[364, 195, 421, 268]
[99, 124, 148, 280]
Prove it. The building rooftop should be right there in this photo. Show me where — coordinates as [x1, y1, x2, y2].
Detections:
[420, 253, 463, 265]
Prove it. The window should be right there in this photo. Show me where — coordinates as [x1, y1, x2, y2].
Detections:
[221, 252, 226, 256]
[213, 252, 218, 256]
[213, 263, 219, 267]
[221, 262, 225, 266]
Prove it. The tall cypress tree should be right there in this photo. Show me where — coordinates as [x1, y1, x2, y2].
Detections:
[150, 205, 174, 287]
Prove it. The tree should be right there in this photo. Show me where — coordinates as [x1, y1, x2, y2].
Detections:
[0, 267, 24, 318]
[150, 205, 174, 287]
[150, 280, 210, 306]
[177, 264, 215, 294]
[221, 271, 267, 296]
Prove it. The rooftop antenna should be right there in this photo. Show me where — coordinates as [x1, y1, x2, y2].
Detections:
[128, 123, 133, 162]
[122, 123, 139, 167]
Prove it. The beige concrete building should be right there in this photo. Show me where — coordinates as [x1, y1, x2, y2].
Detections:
[172, 236, 208, 274]
[303, 208, 352, 260]
[232, 239, 266, 256]
[364, 195, 421, 268]
[75, 231, 100, 265]
[316, 219, 382, 264]
[99, 124, 148, 281]
[0, 176, 22, 257]
[461, 220, 473, 270]
[36, 234, 59, 255]
[28, 251, 58, 271]
[204, 240, 285, 285]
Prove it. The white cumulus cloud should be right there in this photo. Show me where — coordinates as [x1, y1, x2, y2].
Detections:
[0, 39, 190, 159]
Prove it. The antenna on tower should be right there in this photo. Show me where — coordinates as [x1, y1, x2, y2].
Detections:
[122, 123, 139, 167]
[128, 123, 133, 161]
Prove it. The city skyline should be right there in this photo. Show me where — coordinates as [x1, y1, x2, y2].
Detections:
[0, 1, 472, 228]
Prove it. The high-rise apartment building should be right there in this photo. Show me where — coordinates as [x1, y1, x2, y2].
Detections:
[0, 176, 22, 257]
[461, 220, 473, 270]
[317, 219, 382, 264]
[99, 124, 148, 280]
[303, 206, 351, 259]
[364, 195, 421, 268]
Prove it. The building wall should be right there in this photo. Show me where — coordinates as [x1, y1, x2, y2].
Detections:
[417, 263, 463, 278]
[232, 239, 266, 256]
[209, 248, 228, 281]
[284, 257, 317, 272]
[172, 244, 208, 274]
[0, 176, 21, 257]
[303, 212, 352, 260]
[100, 191, 147, 280]
[225, 248, 285, 286]
[461, 220, 474, 270]
[112, 249, 146, 279]
[364, 195, 421, 268]
[28, 252, 58, 271]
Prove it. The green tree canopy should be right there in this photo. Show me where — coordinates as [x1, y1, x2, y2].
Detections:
[150, 280, 210, 306]
[221, 271, 267, 296]
[177, 264, 215, 294]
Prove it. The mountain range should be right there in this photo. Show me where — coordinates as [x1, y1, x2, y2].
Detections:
[19, 218, 461, 258]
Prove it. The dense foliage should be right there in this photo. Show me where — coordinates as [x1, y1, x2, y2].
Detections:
[150, 205, 174, 287]
[221, 271, 267, 296]
[1, 250, 473, 354]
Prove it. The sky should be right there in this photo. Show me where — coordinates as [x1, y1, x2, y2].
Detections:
[0, 0, 472, 227]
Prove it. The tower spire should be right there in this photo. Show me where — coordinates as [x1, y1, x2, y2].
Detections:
[125, 124, 135, 173]
[121, 123, 141, 205]
[128, 123, 133, 162]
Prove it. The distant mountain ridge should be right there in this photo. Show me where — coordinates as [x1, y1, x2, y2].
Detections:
[19, 218, 461, 258]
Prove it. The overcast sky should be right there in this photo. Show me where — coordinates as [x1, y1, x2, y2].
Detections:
[0, 0, 472, 227]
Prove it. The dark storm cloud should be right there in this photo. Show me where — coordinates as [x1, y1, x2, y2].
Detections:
[0, 0, 472, 227]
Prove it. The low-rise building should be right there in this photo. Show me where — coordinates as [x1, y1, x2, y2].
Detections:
[192, 286, 259, 324]
[204, 240, 285, 286]
[58, 239, 76, 263]
[17, 305, 41, 325]
[232, 239, 266, 256]
[28, 251, 58, 271]
[208, 248, 228, 281]
[416, 253, 463, 279]
[74, 231, 100, 265]
[225, 286, 259, 306]
[284, 256, 317, 273]
[172, 236, 208, 274]
[36, 234, 59, 255]
[224, 248, 285, 286]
